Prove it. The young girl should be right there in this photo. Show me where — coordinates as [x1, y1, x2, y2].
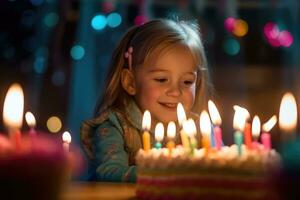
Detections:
[80, 18, 212, 182]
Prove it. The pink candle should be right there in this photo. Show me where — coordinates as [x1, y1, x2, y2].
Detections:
[208, 100, 222, 150]
[261, 115, 277, 151]
[214, 126, 222, 150]
[261, 132, 271, 150]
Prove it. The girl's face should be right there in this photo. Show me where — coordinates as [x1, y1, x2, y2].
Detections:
[134, 46, 198, 126]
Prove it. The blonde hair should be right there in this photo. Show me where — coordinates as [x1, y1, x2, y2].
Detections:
[95, 19, 212, 117]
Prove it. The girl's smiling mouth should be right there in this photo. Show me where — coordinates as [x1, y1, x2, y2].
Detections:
[159, 102, 177, 109]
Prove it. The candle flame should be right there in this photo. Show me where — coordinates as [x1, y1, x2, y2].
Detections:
[279, 92, 297, 133]
[208, 100, 222, 125]
[200, 110, 211, 137]
[233, 107, 247, 131]
[252, 115, 261, 138]
[142, 110, 151, 131]
[177, 103, 187, 127]
[167, 121, 176, 139]
[155, 122, 164, 142]
[62, 131, 72, 144]
[25, 112, 36, 128]
[233, 105, 250, 120]
[262, 115, 277, 132]
[3, 83, 24, 129]
[182, 118, 197, 137]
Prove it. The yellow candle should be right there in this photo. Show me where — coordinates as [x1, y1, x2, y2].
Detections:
[166, 121, 176, 157]
[177, 103, 190, 149]
[200, 110, 211, 153]
[142, 110, 151, 152]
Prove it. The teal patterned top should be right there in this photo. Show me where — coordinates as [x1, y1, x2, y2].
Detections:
[80, 100, 155, 182]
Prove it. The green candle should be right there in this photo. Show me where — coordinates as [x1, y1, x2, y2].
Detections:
[234, 131, 243, 156]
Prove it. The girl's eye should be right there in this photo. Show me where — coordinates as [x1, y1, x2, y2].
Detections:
[184, 80, 194, 85]
[154, 78, 167, 83]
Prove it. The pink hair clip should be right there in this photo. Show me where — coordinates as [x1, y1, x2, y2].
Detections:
[124, 46, 133, 71]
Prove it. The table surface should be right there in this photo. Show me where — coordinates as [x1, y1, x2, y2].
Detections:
[61, 182, 137, 200]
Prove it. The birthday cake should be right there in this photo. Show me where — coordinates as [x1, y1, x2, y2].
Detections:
[136, 144, 281, 200]
[0, 134, 70, 200]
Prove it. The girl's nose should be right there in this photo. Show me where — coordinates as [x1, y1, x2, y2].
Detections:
[166, 84, 182, 97]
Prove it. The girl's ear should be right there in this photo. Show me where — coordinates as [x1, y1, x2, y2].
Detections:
[121, 69, 136, 95]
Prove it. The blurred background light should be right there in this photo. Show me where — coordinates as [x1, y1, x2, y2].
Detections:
[30, 0, 44, 6]
[223, 38, 240, 55]
[107, 12, 122, 28]
[44, 12, 59, 28]
[134, 15, 148, 26]
[224, 17, 235, 33]
[47, 116, 62, 133]
[33, 56, 47, 74]
[70, 45, 85, 60]
[278, 30, 293, 47]
[52, 70, 66, 86]
[232, 19, 248, 37]
[91, 14, 107, 30]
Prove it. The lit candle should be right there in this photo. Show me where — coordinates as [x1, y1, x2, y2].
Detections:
[154, 123, 164, 149]
[251, 115, 261, 150]
[279, 92, 297, 142]
[62, 131, 72, 152]
[166, 121, 176, 157]
[177, 103, 190, 150]
[200, 111, 211, 154]
[208, 100, 222, 150]
[142, 110, 151, 152]
[234, 105, 251, 149]
[3, 83, 24, 151]
[261, 115, 277, 151]
[25, 111, 36, 136]
[183, 118, 197, 154]
[233, 107, 246, 156]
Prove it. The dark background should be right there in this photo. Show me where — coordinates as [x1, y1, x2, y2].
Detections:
[0, 0, 299, 161]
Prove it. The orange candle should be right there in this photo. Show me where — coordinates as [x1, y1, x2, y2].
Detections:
[200, 110, 211, 154]
[166, 121, 176, 157]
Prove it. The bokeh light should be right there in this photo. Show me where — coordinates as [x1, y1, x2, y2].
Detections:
[224, 17, 235, 32]
[233, 19, 248, 37]
[30, 0, 44, 6]
[47, 116, 62, 133]
[263, 22, 293, 48]
[44, 12, 59, 28]
[107, 12, 122, 28]
[70, 45, 85, 60]
[52, 70, 65, 86]
[21, 10, 36, 27]
[223, 38, 240, 55]
[278, 30, 293, 47]
[134, 15, 148, 25]
[102, 1, 115, 13]
[33, 56, 47, 74]
[91, 14, 107, 30]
